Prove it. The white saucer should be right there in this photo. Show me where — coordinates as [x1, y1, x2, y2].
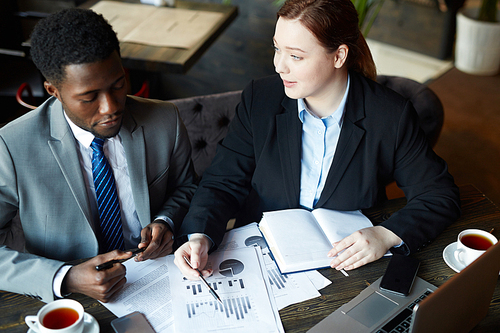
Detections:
[28, 312, 99, 333]
[442, 242, 466, 273]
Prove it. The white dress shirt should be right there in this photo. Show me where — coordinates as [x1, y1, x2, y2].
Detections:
[65, 114, 143, 248]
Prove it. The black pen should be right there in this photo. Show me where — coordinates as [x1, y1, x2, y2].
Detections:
[95, 248, 146, 271]
[183, 256, 223, 305]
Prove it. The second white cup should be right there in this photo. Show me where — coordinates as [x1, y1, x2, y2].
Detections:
[454, 229, 498, 268]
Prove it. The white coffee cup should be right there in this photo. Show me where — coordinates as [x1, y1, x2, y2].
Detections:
[25, 299, 85, 333]
[454, 229, 498, 267]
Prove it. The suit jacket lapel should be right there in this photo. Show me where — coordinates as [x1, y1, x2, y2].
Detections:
[316, 73, 366, 207]
[277, 96, 302, 207]
[120, 108, 151, 227]
[47, 100, 94, 229]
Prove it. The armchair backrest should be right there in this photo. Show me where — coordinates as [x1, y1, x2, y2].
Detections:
[170, 76, 444, 177]
[377, 75, 444, 147]
[168, 91, 242, 176]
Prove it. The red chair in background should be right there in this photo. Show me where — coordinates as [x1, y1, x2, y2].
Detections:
[134, 80, 150, 98]
[16, 82, 37, 110]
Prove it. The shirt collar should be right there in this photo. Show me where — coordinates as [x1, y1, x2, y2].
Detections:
[64, 112, 120, 148]
[298, 73, 350, 127]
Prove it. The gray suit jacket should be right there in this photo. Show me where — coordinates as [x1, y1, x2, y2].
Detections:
[0, 95, 197, 302]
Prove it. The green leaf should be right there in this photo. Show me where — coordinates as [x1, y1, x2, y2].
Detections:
[478, 0, 498, 22]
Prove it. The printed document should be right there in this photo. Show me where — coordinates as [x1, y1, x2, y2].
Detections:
[101, 257, 175, 332]
[166, 247, 284, 333]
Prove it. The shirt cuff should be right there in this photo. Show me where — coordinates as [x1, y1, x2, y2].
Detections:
[53, 265, 73, 298]
[391, 240, 410, 255]
[188, 233, 215, 250]
[153, 215, 175, 233]
[394, 240, 405, 248]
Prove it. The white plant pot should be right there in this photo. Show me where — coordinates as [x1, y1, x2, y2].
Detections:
[455, 8, 500, 76]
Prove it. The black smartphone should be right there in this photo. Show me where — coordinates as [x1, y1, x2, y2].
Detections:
[111, 311, 156, 333]
[379, 254, 420, 297]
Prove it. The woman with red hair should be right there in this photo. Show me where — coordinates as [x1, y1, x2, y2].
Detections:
[175, 0, 460, 279]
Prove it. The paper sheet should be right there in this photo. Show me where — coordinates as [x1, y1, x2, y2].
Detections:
[166, 247, 284, 333]
[218, 223, 330, 309]
[91, 1, 224, 49]
[101, 258, 175, 332]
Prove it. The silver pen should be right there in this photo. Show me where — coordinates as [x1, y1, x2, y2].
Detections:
[183, 256, 223, 305]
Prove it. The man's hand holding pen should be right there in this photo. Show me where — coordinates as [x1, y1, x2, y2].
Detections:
[62, 250, 133, 303]
[61, 221, 175, 303]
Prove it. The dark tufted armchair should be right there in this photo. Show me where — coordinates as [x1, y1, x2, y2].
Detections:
[169, 75, 444, 180]
[168, 91, 242, 176]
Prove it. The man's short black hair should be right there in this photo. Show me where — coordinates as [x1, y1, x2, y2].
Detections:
[30, 8, 120, 86]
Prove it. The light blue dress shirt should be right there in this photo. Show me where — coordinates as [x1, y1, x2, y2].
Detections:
[298, 74, 350, 210]
[297, 76, 405, 251]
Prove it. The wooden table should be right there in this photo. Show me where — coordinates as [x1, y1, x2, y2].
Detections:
[1, 184, 499, 332]
[80, 0, 238, 74]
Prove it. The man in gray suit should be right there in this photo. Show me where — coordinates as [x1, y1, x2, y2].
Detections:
[0, 8, 197, 303]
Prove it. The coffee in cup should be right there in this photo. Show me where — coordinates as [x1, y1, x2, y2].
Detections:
[454, 229, 498, 268]
[25, 299, 84, 333]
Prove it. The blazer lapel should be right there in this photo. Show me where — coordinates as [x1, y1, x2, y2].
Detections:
[47, 100, 94, 228]
[120, 110, 151, 227]
[277, 96, 302, 207]
[316, 74, 366, 207]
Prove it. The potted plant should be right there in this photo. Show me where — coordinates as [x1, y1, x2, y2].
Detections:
[351, 0, 386, 36]
[455, 0, 500, 75]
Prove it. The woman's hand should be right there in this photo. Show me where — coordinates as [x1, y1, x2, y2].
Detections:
[173, 234, 213, 280]
[328, 226, 402, 271]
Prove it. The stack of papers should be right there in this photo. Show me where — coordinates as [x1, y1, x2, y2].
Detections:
[217, 223, 332, 310]
[101, 223, 332, 332]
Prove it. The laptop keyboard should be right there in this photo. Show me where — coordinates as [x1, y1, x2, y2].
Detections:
[375, 289, 433, 333]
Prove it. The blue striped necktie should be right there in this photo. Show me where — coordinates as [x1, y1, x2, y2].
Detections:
[91, 138, 125, 252]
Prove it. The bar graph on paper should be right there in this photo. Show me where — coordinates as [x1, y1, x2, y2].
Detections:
[181, 258, 261, 327]
[169, 247, 285, 333]
[218, 225, 322, 309]
[185, 296, 256, 324]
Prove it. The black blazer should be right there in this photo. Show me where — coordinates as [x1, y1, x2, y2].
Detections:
[179, 71, 461, 254]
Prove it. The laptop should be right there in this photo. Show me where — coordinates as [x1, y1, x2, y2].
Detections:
[308, 240, 500, 333]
